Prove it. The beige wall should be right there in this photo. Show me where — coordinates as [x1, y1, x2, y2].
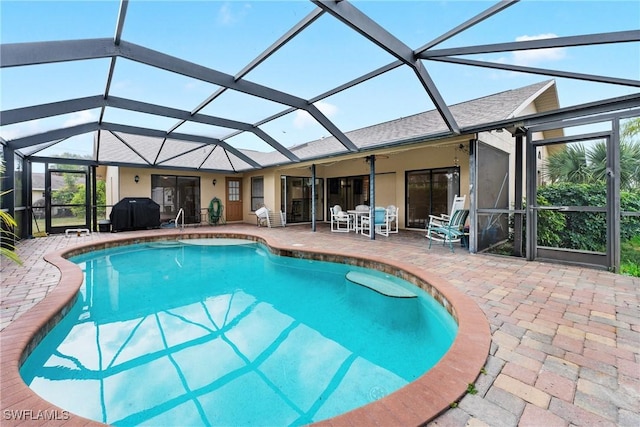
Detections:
[267, 134, 475, 229]
[106, 130, 521, 229]
[109, 166, 234, 222]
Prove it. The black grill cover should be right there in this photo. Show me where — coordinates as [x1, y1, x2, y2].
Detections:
[110, 198, 161, 232]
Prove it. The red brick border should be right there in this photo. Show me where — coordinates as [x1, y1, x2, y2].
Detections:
[1, 231, 490, 426]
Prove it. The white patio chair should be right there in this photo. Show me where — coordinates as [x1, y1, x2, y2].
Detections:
[386, 205, 399, 234]
[255, 206, 270, 227]
[330, 205, 352, 232]
[255, 206, 285, 228]
[428, 195, 466, 228]
[426, 209, 469, 252]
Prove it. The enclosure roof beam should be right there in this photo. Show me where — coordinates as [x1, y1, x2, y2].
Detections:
[0, 96, 104, 125]
[419, 30, 640, 58]
[6, 120, 262, 169]
[426, 56, 640, 88]
[1, 95, 300, 162]
[311, 0, 460, 134]
[105, 97, 300, 161]
[415, 0, 519, 53]
[170, 7, 325, 132]
[113, 0, 128, 46]
[101, 122, 262, 168]
[7, 123, 98, 150]
[1, 38, 357, 153]
[116, 41, 357, 152]
[0, 39, 116, 67]
[463, 92, 640, 134]
[528, 107, 640, 134]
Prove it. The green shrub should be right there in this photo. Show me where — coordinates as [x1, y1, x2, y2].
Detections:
[537, 183, 640, 252]
[621, 235, 640, 277]
[621, 262, 640, 277]
[536, 195, 565, 247]
[508, 195, 566, 251]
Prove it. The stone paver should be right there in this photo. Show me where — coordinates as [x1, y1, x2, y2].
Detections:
[1, 224, 639, 426]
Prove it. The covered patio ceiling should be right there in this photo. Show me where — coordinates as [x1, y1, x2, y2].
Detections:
[1, 0, 639, 173]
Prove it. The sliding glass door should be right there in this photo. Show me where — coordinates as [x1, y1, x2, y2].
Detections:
[281, 176, 324, 223]
[151, 175, 200, 224]
[406, 168, 460, 229]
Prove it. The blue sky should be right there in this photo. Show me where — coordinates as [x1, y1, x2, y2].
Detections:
[1, 0, 638, 157]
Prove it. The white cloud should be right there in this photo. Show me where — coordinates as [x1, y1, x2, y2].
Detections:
[293, 101, 338, 129]
[1, 121, 43, 140]
[112, 79, 132, 91]
[511, 33, 566, 66]
[217, 2, 252, 26]
[1, 111, 97, 141]
[63, 110, 97, 127]
[184, 81, 201, 91]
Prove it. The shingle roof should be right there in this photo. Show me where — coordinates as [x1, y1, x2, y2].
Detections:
[282, 80, 556, 162]
[98, 80, 557, 171]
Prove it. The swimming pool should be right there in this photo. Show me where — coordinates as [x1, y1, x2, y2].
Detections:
[20, 239, 457, 426]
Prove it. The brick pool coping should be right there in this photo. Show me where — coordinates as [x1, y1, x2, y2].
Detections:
[0, 230, 490, 426]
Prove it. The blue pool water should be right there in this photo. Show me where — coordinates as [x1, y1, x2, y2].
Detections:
[21, 240, 457, 426]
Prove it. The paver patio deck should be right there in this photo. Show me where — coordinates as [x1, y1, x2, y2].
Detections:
[1, 223, 639, 426]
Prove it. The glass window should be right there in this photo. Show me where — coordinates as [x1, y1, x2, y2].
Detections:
[251, 176, 264, 211]
[327, 175, 370, 212]
[228, 180, 240, 202]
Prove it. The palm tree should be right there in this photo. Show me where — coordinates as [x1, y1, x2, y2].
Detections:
[588, 139, 640, 190]
[543, 143, 591, 184]
[543, 117, 640, 189]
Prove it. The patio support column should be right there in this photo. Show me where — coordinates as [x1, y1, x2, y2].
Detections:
[469, 138, 477, 253]
[24, 160, 32, 238]
[513, 131, 524, 257]
[311, 163, 316, 232]
[525, 129, 537, 261]
[607, 120, 621, 272]
[368, 155, 375, 240]
[91, 165, 98, 232]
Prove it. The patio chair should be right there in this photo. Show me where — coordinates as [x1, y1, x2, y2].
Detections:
[428, 195, 466, 227]
[255, 206, 285, 228]
[426, 209, 469, 252]
[330, 205, 352, 232]
[386, 205, 399, 234]
[361, 206, 390, 237]
[255, 206, 270, 227]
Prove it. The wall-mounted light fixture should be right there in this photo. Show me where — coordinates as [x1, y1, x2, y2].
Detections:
[457, 143, 470, 155]
[134, 175, 140, 183]
[212, 179, 217, 186]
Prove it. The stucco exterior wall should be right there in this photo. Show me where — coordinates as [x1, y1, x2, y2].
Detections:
[106, 128, 529, 230]
[108, 166, 229, 222]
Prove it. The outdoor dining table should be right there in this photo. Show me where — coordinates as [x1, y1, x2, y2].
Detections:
[347, 209, 370, 233]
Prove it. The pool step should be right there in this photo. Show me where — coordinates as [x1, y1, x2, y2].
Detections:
[345, 271, 416, 298]
[147, 240, 184, 248]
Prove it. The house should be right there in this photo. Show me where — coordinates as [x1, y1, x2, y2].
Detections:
[103, 79, 561, 250]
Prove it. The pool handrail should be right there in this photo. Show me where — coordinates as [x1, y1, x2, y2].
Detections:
[175, 208, 184, 231]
